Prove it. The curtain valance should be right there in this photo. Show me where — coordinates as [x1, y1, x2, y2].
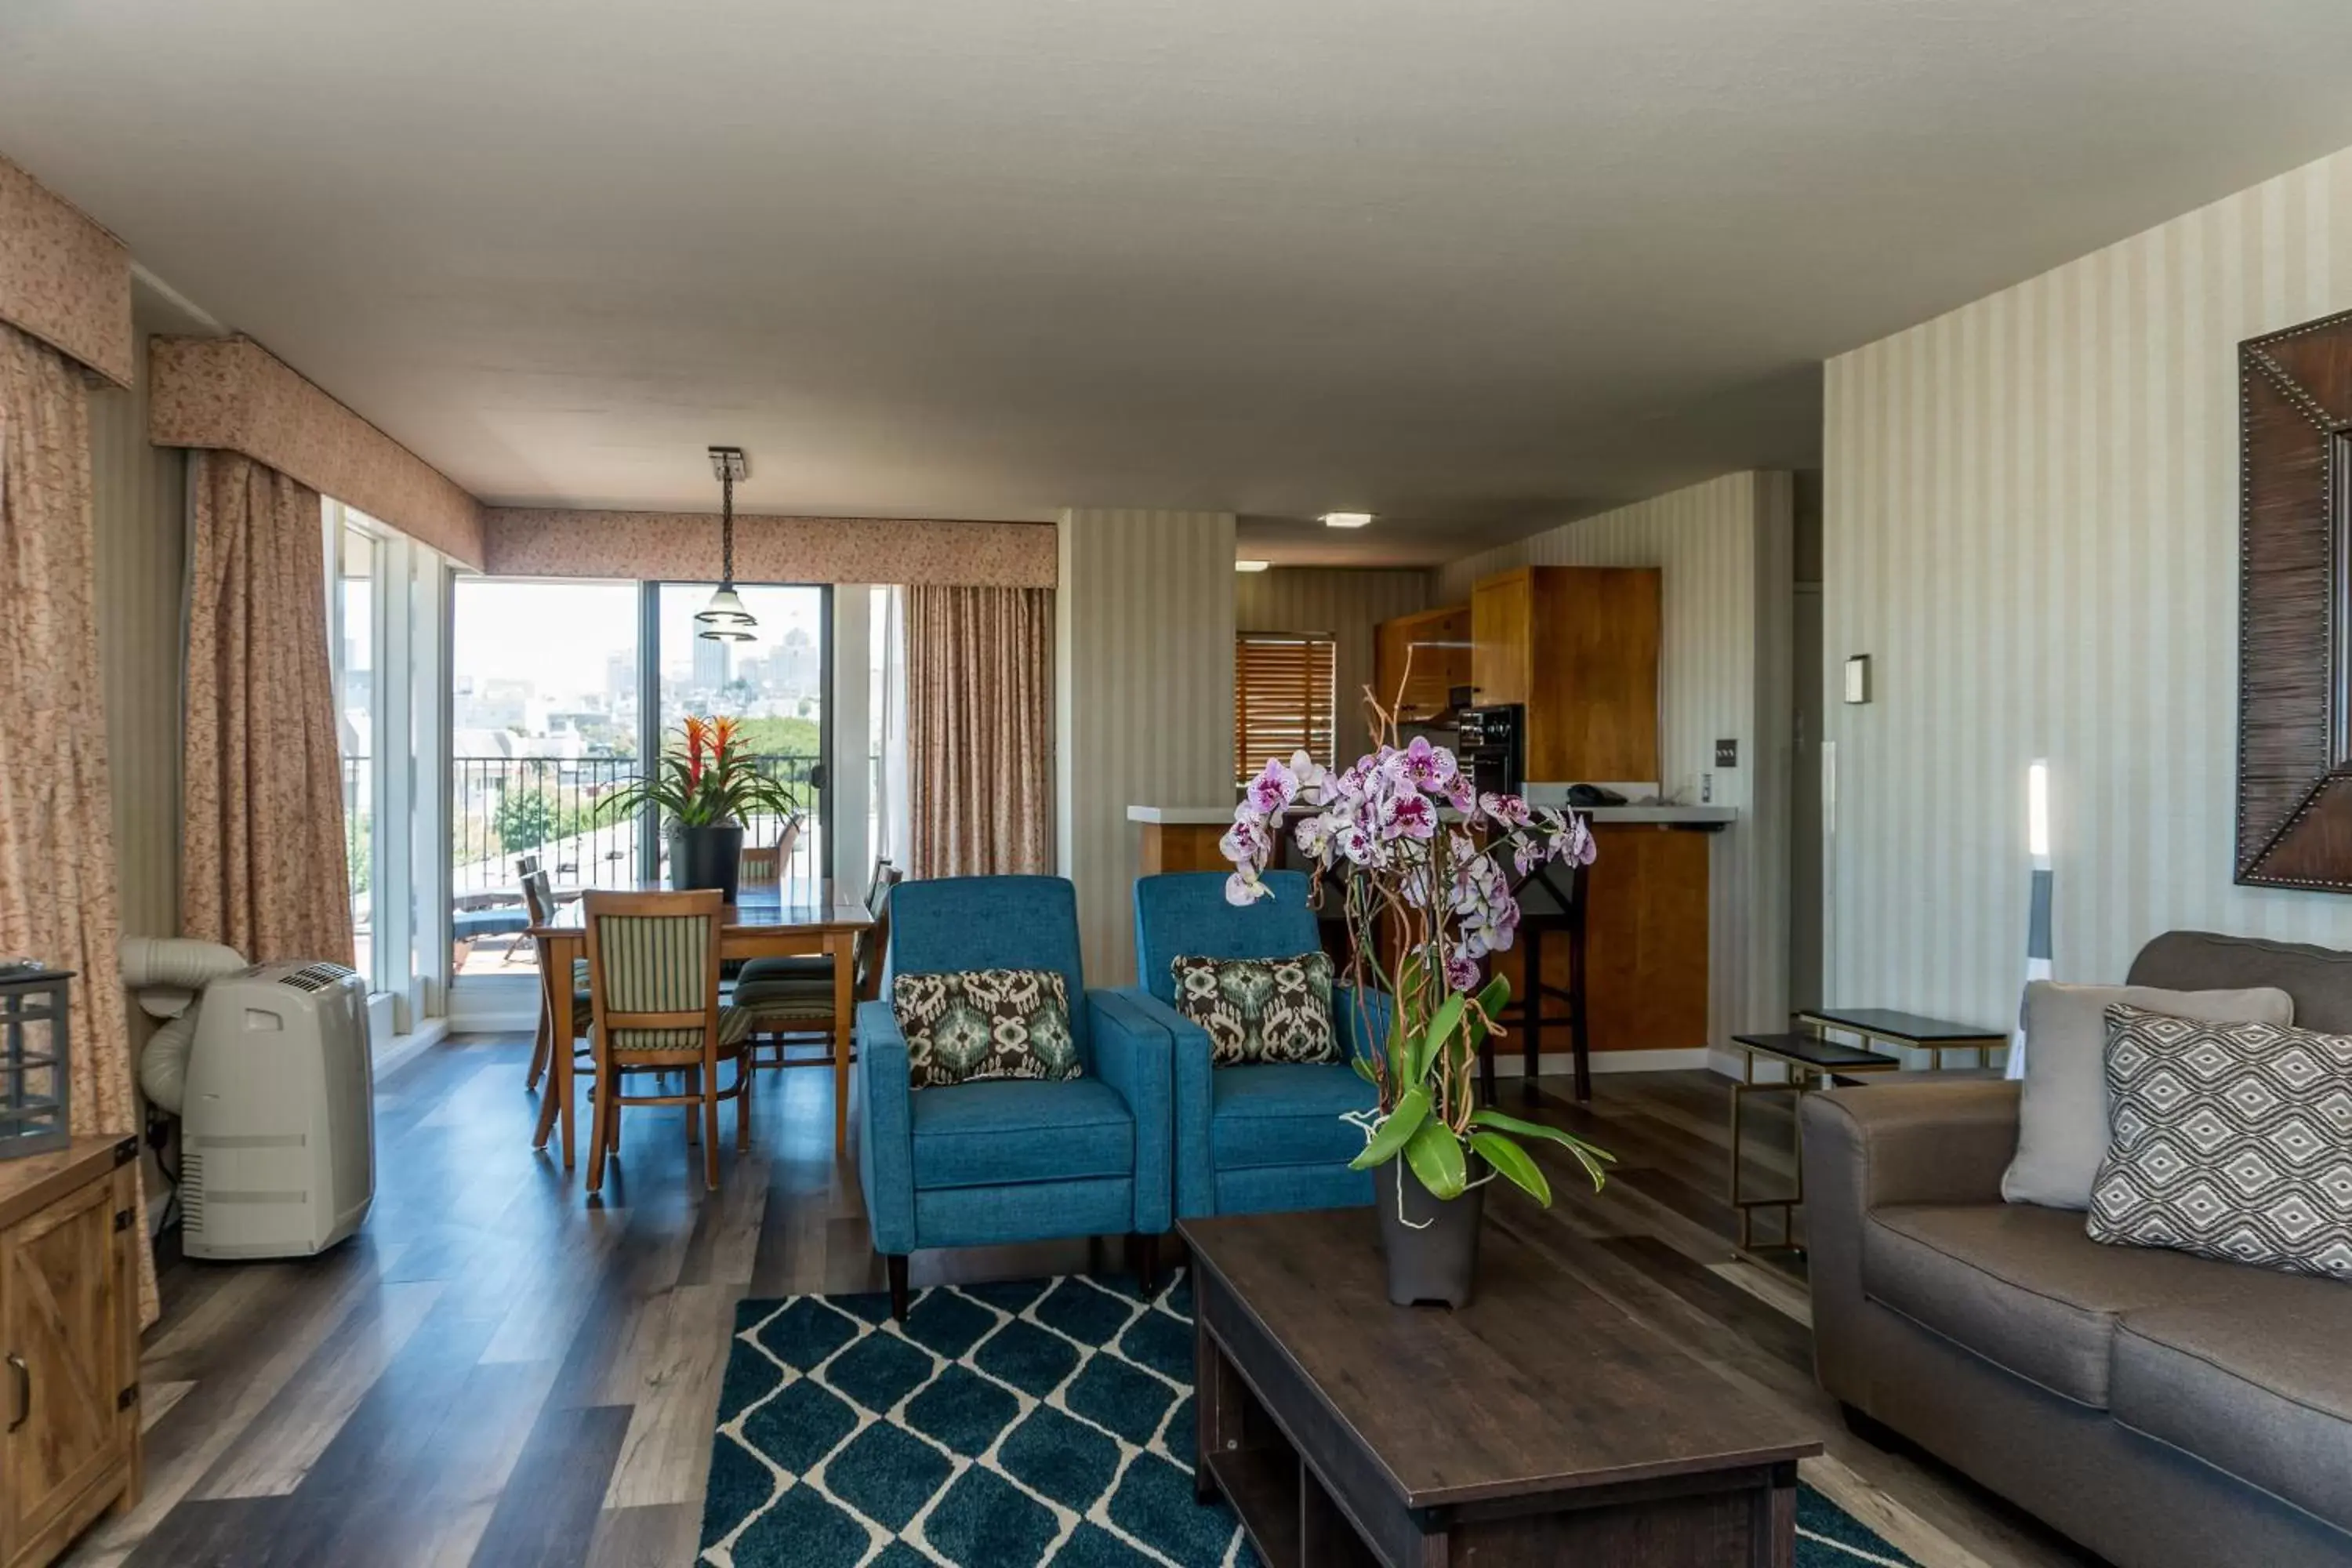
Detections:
[483, 507, 1056, 588]
[150, 335, 485, 568]
[0, 154, 132, 388]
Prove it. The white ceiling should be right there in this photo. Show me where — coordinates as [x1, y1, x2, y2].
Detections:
[6, 1, 2352, 566]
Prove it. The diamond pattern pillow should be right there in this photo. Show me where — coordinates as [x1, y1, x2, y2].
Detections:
[891, 969, 1081, 1089]
[1170, 952, 1338, 1067]
[2088, 1004, 2352, 1281]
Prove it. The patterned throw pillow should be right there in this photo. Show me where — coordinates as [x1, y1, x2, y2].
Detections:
[1170, 952, 1339, 1067]
[891, 968, 1082, 1089]
[2088, 1004, 2352, 1281]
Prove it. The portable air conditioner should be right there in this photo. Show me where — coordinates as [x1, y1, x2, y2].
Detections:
[179, 960, 375, 1260]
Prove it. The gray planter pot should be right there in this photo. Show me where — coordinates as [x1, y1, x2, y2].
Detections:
[1373, 1155, 1486, 1308]
[668, 823, 745, 903]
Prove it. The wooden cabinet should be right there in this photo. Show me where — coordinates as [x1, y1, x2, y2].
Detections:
[1, 1137, 140, 1568]
[1469, 565, 1661, 782]
[1371, 604, 1470, 722]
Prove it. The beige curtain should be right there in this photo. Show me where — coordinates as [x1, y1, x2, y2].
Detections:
[906, 585, 1053, 878]
[182, 452, 354, 967]
[0, 324, 156, 1323]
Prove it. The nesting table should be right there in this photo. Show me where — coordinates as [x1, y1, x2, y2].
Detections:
[1729, 1007, 2005, 1252]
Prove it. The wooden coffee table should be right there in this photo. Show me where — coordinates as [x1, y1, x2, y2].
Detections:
[1181, 1208, 1821, 1566]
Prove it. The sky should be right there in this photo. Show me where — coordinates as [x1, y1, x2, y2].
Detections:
[452, 579, 826, 706]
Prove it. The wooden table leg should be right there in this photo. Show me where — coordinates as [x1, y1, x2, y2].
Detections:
[557, 935, 579, 1170]
[532, 938, 563, 1151]
[831, 931, 855, 1152]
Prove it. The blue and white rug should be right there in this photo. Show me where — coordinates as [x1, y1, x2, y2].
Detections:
[698, 1272, 1918, 1567]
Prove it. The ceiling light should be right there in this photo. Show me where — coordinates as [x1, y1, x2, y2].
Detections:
[1319, 511, 1374, 528]
[696, 446, 757, 641]
[1235, 559, 1271, 572]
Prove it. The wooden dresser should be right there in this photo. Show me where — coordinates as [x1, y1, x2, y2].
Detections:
[1, 1136, 140, 1568]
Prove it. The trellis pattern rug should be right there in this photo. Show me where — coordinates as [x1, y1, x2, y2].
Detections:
[699, 1272, 1919, 1568]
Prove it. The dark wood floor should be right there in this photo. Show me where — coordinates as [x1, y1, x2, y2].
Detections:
[64, 1036, 2100, 1568]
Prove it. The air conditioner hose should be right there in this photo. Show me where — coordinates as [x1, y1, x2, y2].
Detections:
[119, 937, 247, 1116]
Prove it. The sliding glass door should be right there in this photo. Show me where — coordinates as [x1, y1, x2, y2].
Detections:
[444, 579, 831, 1021]
[448, 578, 641, 980]
[654, 583, 829, 885]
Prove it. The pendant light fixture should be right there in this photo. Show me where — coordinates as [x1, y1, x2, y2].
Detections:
[696, 445, 756, 641]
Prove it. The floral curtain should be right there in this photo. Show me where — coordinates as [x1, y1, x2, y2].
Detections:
[182, 452, 354, 967]
[0, 322, 155, 1323]
[906, 585, 1053, 879]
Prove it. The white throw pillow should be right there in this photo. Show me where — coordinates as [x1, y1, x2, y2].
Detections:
[2001, 981, 2293, 1210]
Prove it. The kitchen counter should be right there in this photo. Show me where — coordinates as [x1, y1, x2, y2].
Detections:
[1128, 799, 1723, 1062]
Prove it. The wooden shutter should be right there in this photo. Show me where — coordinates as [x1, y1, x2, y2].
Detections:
[1234, 635, 1337, 785]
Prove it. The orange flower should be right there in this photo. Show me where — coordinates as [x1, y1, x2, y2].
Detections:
[682, 714, 710, 786]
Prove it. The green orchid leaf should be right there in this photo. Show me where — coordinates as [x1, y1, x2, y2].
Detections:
[1468, 1131, 1552, 1208]
[1468, 1109, 1616, 1190]
[1403, 1120, 1468, 1200]
[1348, 1086, 1429, 1171]
[1461, 974, 1512, 1053]
[1411, 993, 1466, 1083]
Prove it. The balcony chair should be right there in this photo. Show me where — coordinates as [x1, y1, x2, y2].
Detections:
[1124, 870, 1385, 1219]
[855, 875, 1172, 1319]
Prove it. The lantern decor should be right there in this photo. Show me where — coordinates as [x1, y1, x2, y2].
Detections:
[0, 962, 72, 1160]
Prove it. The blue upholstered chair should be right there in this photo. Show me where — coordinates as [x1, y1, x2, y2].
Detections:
[855, 875, 1173, 1318]
[1123, 871, 1385, 1218]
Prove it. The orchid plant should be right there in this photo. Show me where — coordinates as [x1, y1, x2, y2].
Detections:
[1223, 718, 1613, 1212]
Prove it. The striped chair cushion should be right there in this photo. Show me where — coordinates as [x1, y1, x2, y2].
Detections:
[734, 979, 838, 1026]
[736, 955, 829, 986]
[599, 1007, 756, 1053]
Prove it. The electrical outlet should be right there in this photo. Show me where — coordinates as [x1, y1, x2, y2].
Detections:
[1715, 738, 1738, 768]
[1701, 772, 1714, 804]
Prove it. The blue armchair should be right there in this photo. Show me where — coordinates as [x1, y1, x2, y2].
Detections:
[855, 875, 1173, 1318]
[1123, 871, 1385, 1219]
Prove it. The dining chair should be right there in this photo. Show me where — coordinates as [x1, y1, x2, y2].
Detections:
[521, 869, 591, 1093]
[731, 864, 901, 1073]
[580, 888, 757, 1192]
[732, 855, 891, 993]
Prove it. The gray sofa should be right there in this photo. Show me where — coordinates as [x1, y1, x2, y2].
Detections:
[1802, 931, 2352, 1568]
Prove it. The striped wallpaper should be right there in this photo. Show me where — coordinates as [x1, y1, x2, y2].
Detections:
[1823, 145, 2352, 1027]
[1055, 509, 1236, 985]
[1436, 473, 1794, 1050]
[1235, 567, 1436, 765]
[89, 292, 192, 942]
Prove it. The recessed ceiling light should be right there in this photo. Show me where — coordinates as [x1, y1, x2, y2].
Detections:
[1234, 559, 1271, 572]
[1319, 511, 1374, 528]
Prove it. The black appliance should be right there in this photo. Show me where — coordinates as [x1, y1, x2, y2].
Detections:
[1457, 704, 1524, 797]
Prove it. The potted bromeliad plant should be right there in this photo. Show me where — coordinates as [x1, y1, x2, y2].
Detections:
[599, 715, 800, 904]
[1223, 720, 1612, 1308]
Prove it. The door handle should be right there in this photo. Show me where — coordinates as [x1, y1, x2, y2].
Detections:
[5, 1353, 25, 1433]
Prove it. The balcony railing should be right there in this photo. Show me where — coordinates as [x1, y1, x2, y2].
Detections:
[444, 753, 823, 976]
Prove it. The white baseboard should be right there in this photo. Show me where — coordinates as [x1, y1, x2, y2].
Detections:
[1494, 1047, 1714, 1077]
[448, 1009, 538, 1036]
[372, 1018, 449, 1077]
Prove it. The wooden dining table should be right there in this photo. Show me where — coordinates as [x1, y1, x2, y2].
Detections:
[527, 880, 874, 1171]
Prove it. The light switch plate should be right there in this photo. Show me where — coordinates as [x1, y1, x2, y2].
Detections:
[1843, 655, 1872, 705]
